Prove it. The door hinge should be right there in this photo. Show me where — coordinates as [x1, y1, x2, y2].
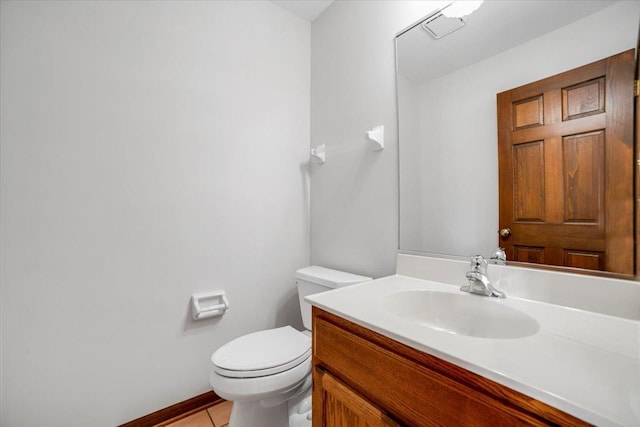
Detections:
[635, 80, 640, 97]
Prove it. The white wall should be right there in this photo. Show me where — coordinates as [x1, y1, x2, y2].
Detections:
[0, 1, 310, 425]
[409, 0, 639, 258]
[310, 1, 447, 278]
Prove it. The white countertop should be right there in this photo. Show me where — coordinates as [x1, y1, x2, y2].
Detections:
[306, 274, 640, 426]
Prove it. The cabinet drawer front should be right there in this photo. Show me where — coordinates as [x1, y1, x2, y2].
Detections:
[314, 316, 546, 426]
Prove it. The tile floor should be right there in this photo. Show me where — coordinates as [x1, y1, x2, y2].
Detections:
[162, 400, 232, 427]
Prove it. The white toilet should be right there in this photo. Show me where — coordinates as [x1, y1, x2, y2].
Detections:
[209, 266, 371, 427]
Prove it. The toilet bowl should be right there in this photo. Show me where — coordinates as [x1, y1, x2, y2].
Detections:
[209, 266, 371, 427]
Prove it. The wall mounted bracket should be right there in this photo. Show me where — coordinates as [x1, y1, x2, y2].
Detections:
[311, 144, 326, 163]
[365, 125, 384, 151]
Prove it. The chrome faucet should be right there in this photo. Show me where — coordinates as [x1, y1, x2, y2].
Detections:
[489, 247, 507, 265]
[461, 255, 505, 298]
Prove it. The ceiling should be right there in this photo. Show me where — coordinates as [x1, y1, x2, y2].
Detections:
[397, 0, 617, 84]
[271, 0, 334, 22]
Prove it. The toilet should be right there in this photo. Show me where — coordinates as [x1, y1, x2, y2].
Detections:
[209, 266, 371, 427]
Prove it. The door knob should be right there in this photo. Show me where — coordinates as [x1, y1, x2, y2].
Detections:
[499, 228, 512, 238]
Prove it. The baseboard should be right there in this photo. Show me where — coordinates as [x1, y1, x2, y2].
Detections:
[119, 391, 224, 427]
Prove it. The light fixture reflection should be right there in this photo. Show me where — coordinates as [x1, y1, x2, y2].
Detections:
[442, 1, 484, 19]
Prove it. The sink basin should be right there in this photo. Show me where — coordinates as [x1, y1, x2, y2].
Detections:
[385, 290, 539, 339]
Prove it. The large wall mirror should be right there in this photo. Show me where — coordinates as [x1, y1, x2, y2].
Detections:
[396, 0, 640, 277]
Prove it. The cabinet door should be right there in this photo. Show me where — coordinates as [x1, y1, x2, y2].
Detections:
[315, 369, 400, 427]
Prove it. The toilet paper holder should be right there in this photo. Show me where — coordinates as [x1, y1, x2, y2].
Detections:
[191, 291, 230, 320]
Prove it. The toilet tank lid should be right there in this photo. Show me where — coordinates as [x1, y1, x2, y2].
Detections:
[295, 266, 371, 288]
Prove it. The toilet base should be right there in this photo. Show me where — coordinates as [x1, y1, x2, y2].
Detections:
[287, 388, 312, 427]
[226, 383, 312, 427]
[228, 399, 288, 427]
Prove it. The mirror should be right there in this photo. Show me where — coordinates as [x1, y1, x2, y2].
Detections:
[396, 0, 639, 276]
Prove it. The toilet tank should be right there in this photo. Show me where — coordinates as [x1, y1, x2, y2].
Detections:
[296, 266, 371, 331]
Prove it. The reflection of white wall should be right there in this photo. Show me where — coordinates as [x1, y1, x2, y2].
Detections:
[403, 0, 640, 257]
[310, 1, 447, 278]
[0, 1, 309, 425]
[398, 74, 423, 251]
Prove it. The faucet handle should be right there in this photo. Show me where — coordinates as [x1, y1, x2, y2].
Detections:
[489, 247, 507, 265]
[470, 255, 488, 273]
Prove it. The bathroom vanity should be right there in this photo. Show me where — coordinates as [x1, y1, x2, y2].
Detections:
[312, 308, 584, 426]
[307, 255, 640, 426]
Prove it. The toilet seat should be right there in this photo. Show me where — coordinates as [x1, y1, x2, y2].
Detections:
[212, 326, 311, 378]
[210, 356, 311, 403]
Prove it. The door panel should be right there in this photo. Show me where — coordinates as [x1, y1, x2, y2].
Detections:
[562, 131, 604, 223]
[513, 95, 544, 129]
[513, 246, 545, 264]
[562, 77, 605, 120]
[565, 250, 604, 271]
[497, 49, 635, 275]
[513, 141, 545, 222]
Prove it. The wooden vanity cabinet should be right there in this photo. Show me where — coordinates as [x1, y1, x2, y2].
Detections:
[311, 307, 589, 427]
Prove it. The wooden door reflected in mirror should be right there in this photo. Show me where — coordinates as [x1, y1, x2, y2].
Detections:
[497, 49, 634, 275]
